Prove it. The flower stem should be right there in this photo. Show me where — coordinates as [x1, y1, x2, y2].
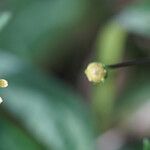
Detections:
[107, 58, 150, 69]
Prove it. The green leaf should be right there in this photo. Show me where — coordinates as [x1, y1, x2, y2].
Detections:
[0, 0, 90, 65]
[92, 21, 127, 130]
[0, 51, 95, 150]
[143, 139, 150, 150]
[0, 12, 12, 31]
[117, 0, 150, 37]
[0, 115, 42, 150]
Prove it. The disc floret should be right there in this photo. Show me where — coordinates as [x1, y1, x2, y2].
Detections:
[0, 79, 8, 104]
[85, 62, 107, 83]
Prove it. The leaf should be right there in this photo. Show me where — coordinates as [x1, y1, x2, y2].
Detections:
[0, 115, 42, 150]
[116, 0, 150, 37]
[0, 0, 90, 65]
[92, 22, 127, 130]
[0, 51, 95, 150]
[0, 12, 12, 31]
[143, 139, 150, 150]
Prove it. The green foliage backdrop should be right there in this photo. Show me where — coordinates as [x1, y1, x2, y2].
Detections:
[0, 0, 150, 150]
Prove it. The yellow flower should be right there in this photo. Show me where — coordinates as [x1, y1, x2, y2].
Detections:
[0, 79, 8, 88]
[0, 79, 8, 104]
[85, 62, 107, 83]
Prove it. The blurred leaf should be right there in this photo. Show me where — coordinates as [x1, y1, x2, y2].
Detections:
[0, 0, 90, 66]
[0, 51, 94, 150]
[0, 12, 12, 31]
[143, 139, 150, 150]
[0, 115, 42, 150]
[120, 141, 142, 150]
[117, 0, 150, 37]
[92, 21, 127, 130]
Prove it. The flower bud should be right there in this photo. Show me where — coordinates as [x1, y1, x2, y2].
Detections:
[85, 62, 107, 83]
[0, 79, 8, 88]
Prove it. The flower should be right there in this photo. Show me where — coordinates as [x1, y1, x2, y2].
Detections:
[0, 79, 8, 88]
[85, 62, 107, 83]
[0, 79, 8, 104]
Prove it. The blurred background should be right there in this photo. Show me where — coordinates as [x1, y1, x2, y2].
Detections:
[0, 0, 150, 149]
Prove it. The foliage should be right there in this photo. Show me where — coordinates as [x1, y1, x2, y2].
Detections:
[143, 139, 150, 150]
[0, 0, 150, 150]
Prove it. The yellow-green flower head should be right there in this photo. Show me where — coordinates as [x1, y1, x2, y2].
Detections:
[0, 79, 8, 104]
[85, 62, 107, 83]
[0, 79, 8, 88]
